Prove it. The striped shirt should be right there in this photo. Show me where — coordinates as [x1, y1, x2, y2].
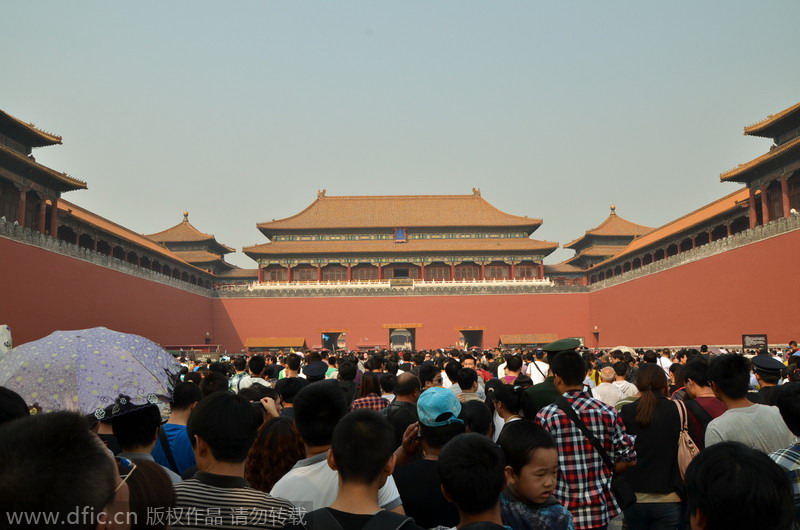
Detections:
[172, 472, 299, 530]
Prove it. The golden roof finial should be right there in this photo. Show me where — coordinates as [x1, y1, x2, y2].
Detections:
[183, 211, 189, 222]
[610, 204, 616, 215]
[472, 187, 481, 197]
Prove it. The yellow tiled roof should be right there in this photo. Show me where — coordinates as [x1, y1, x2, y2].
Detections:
[58, 200, 206, 273]
[244, 237, 558, 258]
[744, 101, 800, 137]
[257, 191, 542, 232]
[146, 212, 234, 253]
[0, 144, 87, 191]
[499, 334, 558, 345]
[0, 109, 62, 147]
[592, 188, 750, 267]
[720, 136, 800, 182]
[564, 206, 652, 249]
[245, 337, 307, 348]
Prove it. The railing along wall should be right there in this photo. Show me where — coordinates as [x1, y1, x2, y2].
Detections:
[589, 214, 800, 291]
[0, 218, 212, 296]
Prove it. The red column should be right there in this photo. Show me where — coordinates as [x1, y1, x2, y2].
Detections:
[537, 262, 545, 279]
[450, 264, 456, 281]
[761, 185, 770, 224]
[287, 266, 293, 283]
[37, 199, 47, 234]
[17, 187, 28, 226]
[378, 265, 383, 280]
[510, 263, 515, 279]
[347, 264, 353, 282]
[581, 276, 588, 286]
[748, 188, 757, 228]
[49, 198, 59, 236]
[257, 265, 264, 283]
[781, 175, 791, 218]
[480, 263, 485, 280]
[420, 263, 425, 281]
[726, 224, 732, 237]
[317, 265, 322, 282]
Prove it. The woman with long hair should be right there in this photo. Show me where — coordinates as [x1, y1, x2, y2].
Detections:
[668, 363, 687, 400]
[244, 416, 305, 493]
[492, 383, 526, 442]
[126, 459, 177, 530]
[619, 363, 682, 530]
[350, 371, 390, 411]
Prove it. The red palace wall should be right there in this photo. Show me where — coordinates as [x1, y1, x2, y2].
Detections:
[589, 227, 800, 348]
[212, 293, 590, 352]
[0, 237, 213, 347]
[3, 225, 799, 352]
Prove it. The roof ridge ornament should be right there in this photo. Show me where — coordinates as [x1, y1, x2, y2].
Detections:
[472, 187, 481, 197]
[317, 189, 327, 199]
[183, 211, 189, 222]
[610, 204, 616, 215]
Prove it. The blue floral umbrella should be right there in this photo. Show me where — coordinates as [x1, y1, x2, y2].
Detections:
[0, 327, 181, 418]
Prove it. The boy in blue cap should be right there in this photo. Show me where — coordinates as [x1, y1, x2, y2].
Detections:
[393, 387, 466, 529]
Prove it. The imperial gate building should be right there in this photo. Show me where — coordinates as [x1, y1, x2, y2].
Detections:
[244, 189, 557, 285]
[3, 101, 800, 352]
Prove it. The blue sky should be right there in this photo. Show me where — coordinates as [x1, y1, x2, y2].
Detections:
[4, 1, 799, 267]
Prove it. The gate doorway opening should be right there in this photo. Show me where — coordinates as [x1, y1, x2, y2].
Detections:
[321, 332, 346, 351]
[459, 330, 483, 349]
[389, 328, 415, 351]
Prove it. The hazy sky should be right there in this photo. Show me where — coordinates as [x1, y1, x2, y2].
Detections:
[5, 1, 799, 267]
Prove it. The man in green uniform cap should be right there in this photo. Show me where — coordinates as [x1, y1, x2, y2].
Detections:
[522, 338, 581, 417]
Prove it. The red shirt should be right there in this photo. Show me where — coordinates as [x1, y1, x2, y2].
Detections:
[685, 395, 727, 449]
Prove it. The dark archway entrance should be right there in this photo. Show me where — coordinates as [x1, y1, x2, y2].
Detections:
[322, 331, 341, 351]
[389, 328, 415, 351]
[459, 330, 483, 349]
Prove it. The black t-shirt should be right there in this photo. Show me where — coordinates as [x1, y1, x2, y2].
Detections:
[393, 459, 459, 529]
[98, 433, 121, 455]
[385, 400, 418, 449]
[620, 396, 681, 493]
[486, 361, 500, 377]
[339, 380, 357, 408]
[265, 364, 281, 380]
[301, 508, 424, 530]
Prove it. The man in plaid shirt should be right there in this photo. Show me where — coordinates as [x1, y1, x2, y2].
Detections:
[771, 383, 800, 515]
[535, 341, 636, 530]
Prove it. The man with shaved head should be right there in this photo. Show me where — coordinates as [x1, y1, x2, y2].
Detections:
[591, 365, 624, 407]
[384, 372, 421, 449]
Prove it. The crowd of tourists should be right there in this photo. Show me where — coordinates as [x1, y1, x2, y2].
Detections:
[1, 340, 800, 530]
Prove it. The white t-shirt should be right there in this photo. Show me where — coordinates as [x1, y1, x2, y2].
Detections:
[705, 404, 796, 454]
[270, 452, 402, 512]
[496, 362, 507, 380]
[527, 360, 549, 385]
[612, 380, 639, 399]
[592, 383, 624, 407]
[492, 411, 505, 443]
[237, 376, 270, 392]
[441, 372, 452, 388]
[657, 356, 673, 376]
